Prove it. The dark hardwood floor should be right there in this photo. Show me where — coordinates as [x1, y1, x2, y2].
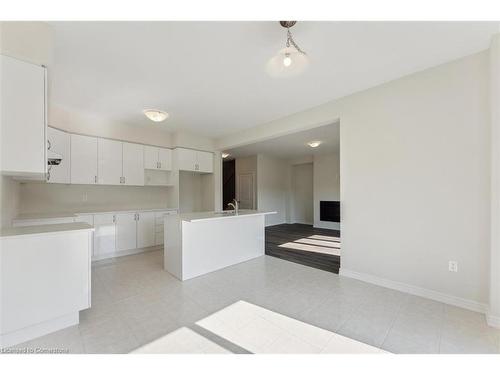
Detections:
[265, 223, 341, 274]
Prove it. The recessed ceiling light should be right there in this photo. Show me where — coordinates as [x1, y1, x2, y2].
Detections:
[143, 109, 169, 122]
[221, 153, 230, 159]
[307, 141, 322, 148]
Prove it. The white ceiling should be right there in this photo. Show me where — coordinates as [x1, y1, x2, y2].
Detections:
[50, 21, 499, 138]
[225, 122, 339, 160]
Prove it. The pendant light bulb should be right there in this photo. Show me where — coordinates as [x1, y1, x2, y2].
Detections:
[283, 54, 292, 67]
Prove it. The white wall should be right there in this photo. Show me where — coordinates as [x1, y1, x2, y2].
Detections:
[218, 51, 491, 310]
[489, 33, 500, 325]
[17, 183, 171, 214]
[291, 163, 313, 225]
[313, 153, 341, 230]
[256, 154, 290, 226]
[0, 177, 20, 227]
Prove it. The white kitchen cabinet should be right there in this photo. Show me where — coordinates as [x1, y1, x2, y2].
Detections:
[115, 213, 137, 252]
[158, 148, 172, 170]
[122, 142, 144, 186]
[98, 138, 122, 185]
[71, 134, 98, 185]
[1, 55, 47, 178]
[144, 146, 172, 171]
[93, 214, 116, 259]
[47, 127, 70, 184]
[175, 148, 213, 173]
[197, 151, 214, 173]
[137, 211, 156, 248]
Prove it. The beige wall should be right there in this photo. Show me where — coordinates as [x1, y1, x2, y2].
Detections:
[257, 154, 290, 226]
[218, 51, 491, 309]
[313, 153, 340, 230]
[17, 183, 171, 214]
[291, 163, 314, 225]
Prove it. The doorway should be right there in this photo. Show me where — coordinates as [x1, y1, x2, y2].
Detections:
[222, 159, 235, 210]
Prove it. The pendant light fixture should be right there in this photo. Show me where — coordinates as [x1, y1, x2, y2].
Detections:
[266, 21, 309, 78]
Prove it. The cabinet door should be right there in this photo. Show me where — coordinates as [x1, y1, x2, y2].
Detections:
[71, 134, 98, 185]
[115, 213, 137, 252]
[1, 55, 46, 176]
[47, 127, 70, 184]
[158, 148, 172, 170]
[176, 148, 197, 171]
[197, 151, 214, 173]
[93, 214, 116, 258]
[144, 145, 159, 170]
[136, 212, 156, 248]
[98, 138, 123, 185]
[123, 142, 144, 186]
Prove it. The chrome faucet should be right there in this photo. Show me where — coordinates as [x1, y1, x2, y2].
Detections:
[227, 199, 239, 215]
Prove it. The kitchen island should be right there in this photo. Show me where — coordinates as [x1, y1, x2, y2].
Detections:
[164, 210, 276, 280]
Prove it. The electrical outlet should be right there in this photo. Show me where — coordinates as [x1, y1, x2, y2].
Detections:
[448, 261, 458, 272]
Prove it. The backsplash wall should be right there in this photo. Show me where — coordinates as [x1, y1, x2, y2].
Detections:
[18, 182, 172, 214]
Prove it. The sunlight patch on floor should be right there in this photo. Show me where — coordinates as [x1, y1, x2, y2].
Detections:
[308, 234, 341, 242]
[278, 241, 341, 256]
[132, 327, 230, 354]
[196, 301, 387, 354]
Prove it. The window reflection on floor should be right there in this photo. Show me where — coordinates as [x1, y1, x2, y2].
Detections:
[277, 234, 341, 256]
[132, 301, 386, 354]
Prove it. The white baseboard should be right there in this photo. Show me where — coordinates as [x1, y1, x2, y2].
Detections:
[339, 268, 488, 314]
[486, 313, 500, 328]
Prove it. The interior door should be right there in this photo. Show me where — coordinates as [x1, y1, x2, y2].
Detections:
[98, 138, 122, 185]
[70, 134, 98, 185]
[144, 145, 158, 170]
[47, 127, 70, 184]
[115, 213, 137, 252]
[136, 212, 156, 248]
[123, 142, 144, 186]
[237, 173, 255, 209]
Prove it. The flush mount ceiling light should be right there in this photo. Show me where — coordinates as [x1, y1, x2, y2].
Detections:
[266, 21, 309, 78]
[143, 109, 169, 122]
[307, 141, 322, 148]
[221, 153, 230, 159]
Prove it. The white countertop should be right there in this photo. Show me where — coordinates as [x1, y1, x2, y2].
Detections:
[14, 207, 178, 221]
[0, 223, 94, 238]
[174, 210, 277, 223]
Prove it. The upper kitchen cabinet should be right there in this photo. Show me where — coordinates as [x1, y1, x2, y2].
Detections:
[144, 146, 172, 171]
[71, 134, 98, 185]
[98, 138, 122, 185]
[122, 142, 144, 186]
[46, 127, 70, 184]
[175, 148, 213, 173]
[0, 55, 47, 178]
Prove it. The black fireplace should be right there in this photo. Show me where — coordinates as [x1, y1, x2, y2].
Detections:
[320, 201, 340, 222]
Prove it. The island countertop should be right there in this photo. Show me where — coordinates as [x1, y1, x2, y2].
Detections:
[173, 210, 277, 223]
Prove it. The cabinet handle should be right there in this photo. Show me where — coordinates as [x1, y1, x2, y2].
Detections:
[112, 215, 116, 223]
[136, 213, 139, 221]
[94, 175, 97, 183]
[159, 162, 161, 169]
[47, 139, 51, 150]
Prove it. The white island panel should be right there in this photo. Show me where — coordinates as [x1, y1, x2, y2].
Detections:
[164, 211, 274, 281]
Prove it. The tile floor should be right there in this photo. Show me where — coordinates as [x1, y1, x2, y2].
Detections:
[9, 250, 500, 354]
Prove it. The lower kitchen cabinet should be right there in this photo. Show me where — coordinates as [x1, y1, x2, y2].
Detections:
[137, 211, 156, 248]
[115, 213, 137, 252]
[93, 214, 116, 259]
